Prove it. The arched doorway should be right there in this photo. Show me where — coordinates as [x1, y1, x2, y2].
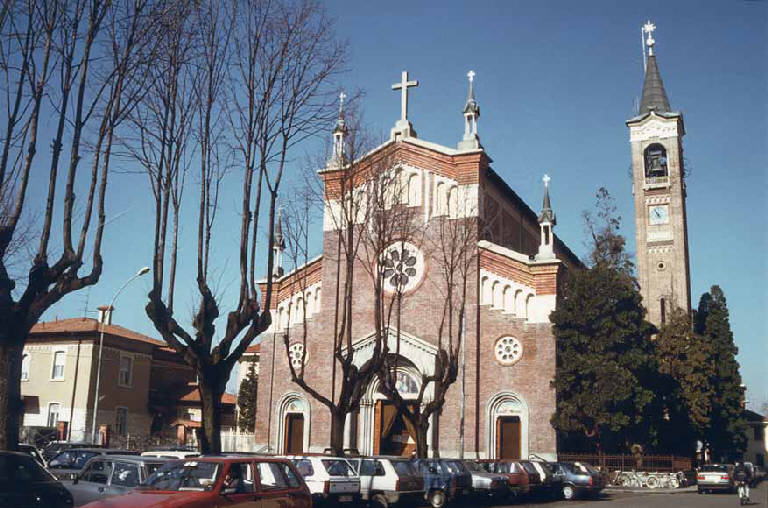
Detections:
[487, 392, 528, 459]
[276, 393, 310, 454]
[374, 368, 420, 456]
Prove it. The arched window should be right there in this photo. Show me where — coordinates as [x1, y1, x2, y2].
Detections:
[502, 286, 513, 312]
[435, 182, 446, 215]
[448, 186, 459, 218]
[644, 143, 668, 180]
[315, 288, 321, 312]
[21, 354, 30, 381]
[492, 281, 502, 308]
[407, 174, 420, 205]
[481, 276, 491, 304]
[514, 289, 523, 316]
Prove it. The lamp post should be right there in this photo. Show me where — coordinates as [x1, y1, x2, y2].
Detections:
[90, 266, 150, 444]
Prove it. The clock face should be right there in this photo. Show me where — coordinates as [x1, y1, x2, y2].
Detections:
[649, 205, 669, 225]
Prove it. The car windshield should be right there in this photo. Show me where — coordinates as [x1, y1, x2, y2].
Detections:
[463, 462, 481, 472]
[495, 462, 515, 474]
[701, 465, 727, 472]
[48, 450, 99, 469]
[321, 459, 354, 477]
[144, 461, 220, 491]
[520, 462, 537, 474]
[392, 460, 415, 476]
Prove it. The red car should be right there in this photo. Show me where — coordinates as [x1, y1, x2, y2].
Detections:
[475, 459, 529, 496]
[81, 456, 311, 508]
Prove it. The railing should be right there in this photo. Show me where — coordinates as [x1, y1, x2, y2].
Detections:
[557, 453, 693, 473]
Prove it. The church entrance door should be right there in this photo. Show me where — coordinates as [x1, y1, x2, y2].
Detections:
[284, 413, 304, 454]
[496, 416, 521, 459]
[373, 400, 416, 457]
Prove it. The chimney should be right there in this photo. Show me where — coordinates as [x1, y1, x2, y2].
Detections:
[97, 305, 114, 326]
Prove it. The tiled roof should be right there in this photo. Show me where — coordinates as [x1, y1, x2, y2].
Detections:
[178, 385, 237, 405]
[30, 318, 165, 347]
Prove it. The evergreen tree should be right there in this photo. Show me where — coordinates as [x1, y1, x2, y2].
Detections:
[552, 187, 659, 453]
[654, 308, 714, 455]
[695, 286, 747, 461]
[237, 363, 258, 433]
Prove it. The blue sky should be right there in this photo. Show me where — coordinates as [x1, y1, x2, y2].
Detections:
[39, 1, 767, 407]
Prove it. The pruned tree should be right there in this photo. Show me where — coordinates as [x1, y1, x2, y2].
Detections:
[0, 0, 157, 450]
[133, 0, 345, 453]
[280, 107, 394, 456]
[376, 208, 478, 458]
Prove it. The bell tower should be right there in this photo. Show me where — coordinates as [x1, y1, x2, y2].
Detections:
[627, 22, 691, 326]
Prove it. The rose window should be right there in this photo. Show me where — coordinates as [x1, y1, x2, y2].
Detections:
[494, 336, 522, 366]
[381, 241, 424, 293]
[288, 343, 308, 369]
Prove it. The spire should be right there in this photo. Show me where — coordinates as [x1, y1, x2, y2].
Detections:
[639, 21, 671, 115]
[329, 91, 347, 168]
[458, 70, 482, 151]
[273, 206, 285, 278]
[538, 174, 556, 226]
[536, 174, 556, 261]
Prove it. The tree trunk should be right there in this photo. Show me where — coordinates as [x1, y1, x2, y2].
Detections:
[197, 378, 223, 454]
[414, 418, 430, 458]
[329, 408, 346, 456]
[0, 338, 23, 451]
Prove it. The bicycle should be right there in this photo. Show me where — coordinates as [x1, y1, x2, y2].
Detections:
[737, 480, 750, 505]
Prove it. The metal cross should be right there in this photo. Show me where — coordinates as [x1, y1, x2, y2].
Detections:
[467, 70, 475, 83]
[543, 174, 551, 187]
[391, 71, 418, 122]
[643, 21, 656, 48]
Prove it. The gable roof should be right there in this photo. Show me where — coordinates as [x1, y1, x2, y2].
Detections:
[30, 317, 165, 348]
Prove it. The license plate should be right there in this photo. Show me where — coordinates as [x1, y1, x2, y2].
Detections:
[338, 495, 353, 502]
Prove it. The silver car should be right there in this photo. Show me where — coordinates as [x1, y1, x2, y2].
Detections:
[62, 455, 167, 506]
[697, 464, 735, 493]
[463, 460, 509, 499]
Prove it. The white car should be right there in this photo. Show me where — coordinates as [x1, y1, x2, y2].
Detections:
[140, 450, 200, 459]
[347, 456, 425, 507]
[284, 455, 360, 505]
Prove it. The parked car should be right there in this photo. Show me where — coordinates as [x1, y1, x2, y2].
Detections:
[347, 456, 424, 507]
[476, 459, 529, 496]
[517, 460, 544, 494]
[413, 458, 470, 507]
[43, 442, 102, 464]
[549, 461, 605, 500]
[48, 449, 139, 480]
[285, 455, 360, 505]
[697, 464, 735, 494]
[462, 460, 509, 500]
[140, 450, 199, 460]
[529, 460, 563, 498]
[0, 451, 74, 508]
[19, 443, 47, 467]
[62, 455, 167, 506]
[79, 456, 311, 507]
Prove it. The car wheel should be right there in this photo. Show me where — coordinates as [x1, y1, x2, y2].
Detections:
[370, 493, 388, 508]
[428, 489, 446, 508]
[562, 484, 575, 500]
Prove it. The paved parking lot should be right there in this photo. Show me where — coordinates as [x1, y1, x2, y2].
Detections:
[427, 482, 768, 507]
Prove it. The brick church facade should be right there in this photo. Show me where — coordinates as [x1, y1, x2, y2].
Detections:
[253, 71, 580, 460]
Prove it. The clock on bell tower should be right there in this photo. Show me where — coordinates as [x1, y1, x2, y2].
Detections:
[627, 22, 691, 327]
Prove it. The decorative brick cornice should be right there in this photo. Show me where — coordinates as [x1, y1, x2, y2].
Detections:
[258, 256, 323, 310]
[478, 241, 561, 296]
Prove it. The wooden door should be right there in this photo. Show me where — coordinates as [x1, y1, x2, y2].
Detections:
[496, 416, 521, 459]
[284, 414, 304, 454]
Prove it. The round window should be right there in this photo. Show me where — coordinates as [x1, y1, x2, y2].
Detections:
[288, 343, 308, 369]
[494, 336, 523, 366]
[380, 241, 425, 293]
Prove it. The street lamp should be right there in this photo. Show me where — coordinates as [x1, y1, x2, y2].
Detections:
[90, 266, 150, 444]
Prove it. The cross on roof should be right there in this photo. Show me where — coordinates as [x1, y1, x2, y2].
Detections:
[467, 70, 475, 82]
[643, 20, 656, 48]
[338, 91, 347, 116]
[391, 71, 418, 122]
[543, 174, 551, 187]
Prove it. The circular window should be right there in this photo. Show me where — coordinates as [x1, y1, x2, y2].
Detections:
[288, 343, 308, 369]
[494, 336, 523, 366]
[657, 261, 666, 271]
[381, 241, 425, 293]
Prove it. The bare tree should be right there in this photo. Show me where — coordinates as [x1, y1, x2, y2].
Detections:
[0, 0, 157, 450]
[135, 0, 344, 453]
[376, 210, 477, 457]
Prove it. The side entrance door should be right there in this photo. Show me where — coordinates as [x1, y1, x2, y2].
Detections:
[496, 416, 521, 460]
[284, 413, 304, 454]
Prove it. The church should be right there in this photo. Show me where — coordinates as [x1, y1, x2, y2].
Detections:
[252, 23, 690, 459]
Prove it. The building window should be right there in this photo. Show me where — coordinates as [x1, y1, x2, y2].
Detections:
[21, 354, 30, 381]
[47, 403, 61, 427]
[494, 336, 523, 366]
[644, 143, 668, 180]
[51, 351, 65, 380]
[288, 343, 307, 370]
[118, 355, 133, 387]
[115, 407, 128, 436]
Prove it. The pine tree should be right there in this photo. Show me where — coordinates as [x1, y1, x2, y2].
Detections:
[237, 363, 258, 433]
[654, 308, 714, 455]
[695, 286, 747, 461]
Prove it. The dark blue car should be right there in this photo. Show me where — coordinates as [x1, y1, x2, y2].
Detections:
[413, 458, 470, 508]
[548, 461, 605, 500]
